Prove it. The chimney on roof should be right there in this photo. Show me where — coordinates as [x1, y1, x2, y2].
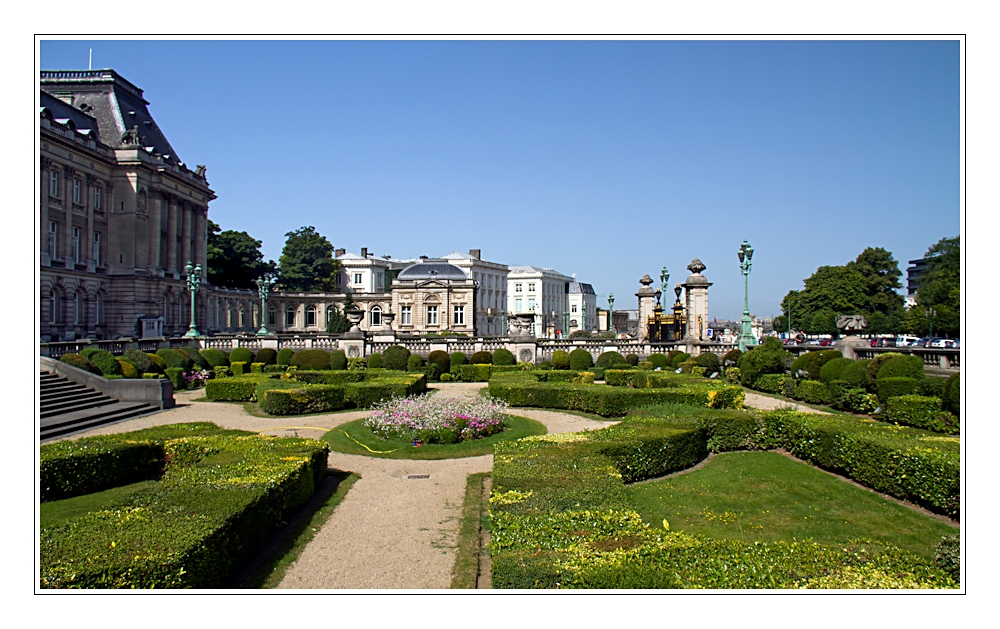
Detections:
[335, 248, 345, 257]
[383, 254, 391, 260]
[469, 249, 481, 260]
[420, 255, 428, 261]
[361, 247, 368, 258]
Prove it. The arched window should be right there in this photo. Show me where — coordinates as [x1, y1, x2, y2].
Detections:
[370, 305, 382, 327]
[285, 305, 296, 328]
[306, 305, 316, 327]
[239, 303, 246, 328]
[268, 305, 276, 326]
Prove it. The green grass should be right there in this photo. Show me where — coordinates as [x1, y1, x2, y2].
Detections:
[41, 480, 160, 527]
[321, 415, 546, 459]
[451, 472, 490, 589]
[226, 471, 360, 588]
[624, 451, 957, 560]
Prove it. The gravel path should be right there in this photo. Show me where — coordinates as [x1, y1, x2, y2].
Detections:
[62, 382, 617, 590]
[741, 390, 830, 414]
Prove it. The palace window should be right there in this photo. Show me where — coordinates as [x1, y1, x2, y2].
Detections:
[74, 293, 82, 325]
[48, 222, 58, 259]
[49, 171, 60, 197]
[572, 305, 578, 313]
[528, 283, 535, 292]
[515, 283, 522, 292]
[72, 227, 80, 263]
[370, 306, 382, 327]
[268, 305, 276, 326]
[426, 305, 438, 325]
[93, 187, 101, 211]
[528, 298, 535, 311]
[353, 273, 363, 285]
[306, 305, 317, 327]
[92, 232, 101, 265]
[515, 298, 522, 312]
[49, 293, 59, 324]
[285, 306, 296, 327]
[239, 304, 246, 328]
[252, 303, 259, 328]
[400, 305, 411, 325]
[94, 294, 102, 326]
[72, 179, 81, 204]
[453, 305, 464, 325]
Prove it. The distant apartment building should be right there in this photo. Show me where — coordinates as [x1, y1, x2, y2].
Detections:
[905, 258, 928, 308]
[507, 266, 573, 337]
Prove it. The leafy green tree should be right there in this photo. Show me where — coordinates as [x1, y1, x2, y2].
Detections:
[275, 226, 339, 292]
[206, 220, 275, 288]
[846, 247, 905, 317]
[908, 236, 960, 337]
[326, 290, 354, 333]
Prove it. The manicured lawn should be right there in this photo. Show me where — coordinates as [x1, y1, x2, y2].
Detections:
[624, 451, 957, 560]
[41, 480, 160, 528]
[322, 415, 546, 459]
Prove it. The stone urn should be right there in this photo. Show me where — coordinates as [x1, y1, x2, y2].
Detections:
[344, 305, 364, 338]
[382, 311, 396, 330]
[511, 313, 536, 340]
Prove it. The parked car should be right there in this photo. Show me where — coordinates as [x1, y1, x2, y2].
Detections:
[818, 339, 836, 346]
[911, 337, 943, 348]
[873, 338, 896, 348]
[895, 335, 920, 347]
[931, 338, 959, 348]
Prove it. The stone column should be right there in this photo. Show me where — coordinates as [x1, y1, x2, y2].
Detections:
[682, 259, 712, 342]
[148, 189, 163, 270]
[85, 175, 97, 265]
[195, 206, 208, 273]
[635, 274, 656, 343]
[63, 165, 76, 260]
[181, 202, 193, 268]
[40, 157, 50, 260]
[166, 194, 179, 273]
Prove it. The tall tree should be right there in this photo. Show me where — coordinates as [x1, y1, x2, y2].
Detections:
[206, 220, 275, 288]
[275, 226, 340, 293]
[846, 247, 905, 315]
[908, 236, 961, 337]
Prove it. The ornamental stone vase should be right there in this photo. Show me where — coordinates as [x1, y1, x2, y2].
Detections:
[344, 306, 364, 339]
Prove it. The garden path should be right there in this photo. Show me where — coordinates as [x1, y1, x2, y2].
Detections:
[741, 390, 830, 414]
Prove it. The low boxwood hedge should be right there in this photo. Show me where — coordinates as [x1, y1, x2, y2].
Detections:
[259, 384, 348, 415]
[229, 347, 255, 364]
[877, 377, 923, 403]
[41, 437, 165, 502]
[40, 424, 329, 588]
[198, 348, 229, 368]
[206, 375, 275, 401]
[458, 364, 491, 382]
[877, 355, 925, 381]
[886, 395, 958, 434]
[59, 353, 102, 375]
[942, 373, 960, 415]
[81, 348, 123, 377]
[753, 373, 791, 394]
[794, 380, 832, 405]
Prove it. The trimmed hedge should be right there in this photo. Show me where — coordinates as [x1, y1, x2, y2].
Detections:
[625, 354, 640, 367]
[177, 346, 210, 370]
[229, 347, 255, 365]
[82, 348, 123, 377]
[146, 353, 167, 372]
[841, 359, 871, 390]
[866, 353, 904, 390]
[551, 350, 571, 370]
[157, 348, 193, 371]
[41, 436, 164, 502]
[347, 357, 368, 371]
[753, 374, 791, 394]
[648, 353, 670, 369]
[470, 351, 493, 365]
[791, 350, 842, 380]
[877, 355, 925, 381]
[367, 352, 383, 369]
[596, 351, 626, 368]
[886, 395, 958, 434]
[116, 358, 139, 379]
[198, 348, 229, 368]
[407, 354, 425, 371]
[449, 352, 467, 372]
[330, 349, 347, 370]
[722, 348, 742, 366]
[230, 361, 247, 377]
[165, 368, 186, 391]
[942, 373, 960, 415]
[458, 364, 492, 382]
[569, 349, 593, 370]
[670, 352, 691, 369]
[428, 350, 451, 375]
[59, 353, 102, 375]
[123, 348, 158, 374]
[819, 357, 854, 383]
[737, 339, 788, 387]
[695, 352, 721, 375]
[383, 345, 411, 371]
[794, 380, 832, 405]
[877, 377, 923, 403]
[493, 348, 516, 366]
[277, 348, 294, 365]
[290, 349, 331, 371]
[40, 424, 329, 589]
[255, 348, 278, 366]
[206, 375, 274, 401]
[259, 384, 348, 415]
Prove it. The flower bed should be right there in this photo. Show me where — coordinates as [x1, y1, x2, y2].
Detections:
[364, 394, 509, 444]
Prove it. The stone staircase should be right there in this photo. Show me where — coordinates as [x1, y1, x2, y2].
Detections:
[40, 371, 160, 441]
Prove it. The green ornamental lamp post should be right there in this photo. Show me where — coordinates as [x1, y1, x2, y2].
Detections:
[581, 303, 587, 333]
[608, 293, 615, 334]
[563, 311, 570, 338]
[737, 240, 757, 352]
[256, 276, 274, 336]
[659, 267, 670, 306]
[183, 260, 202, 338]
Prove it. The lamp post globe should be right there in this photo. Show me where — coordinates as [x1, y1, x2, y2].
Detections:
[183, 261, 202, 338]
[256, 276, 273, 336]
[737, 240, 757, 352]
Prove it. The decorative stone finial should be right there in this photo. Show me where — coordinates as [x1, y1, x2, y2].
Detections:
[687, 258, 706, 275]
[639, 274, 653, 286]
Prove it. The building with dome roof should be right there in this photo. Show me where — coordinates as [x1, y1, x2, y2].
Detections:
[390, 259, 478, 335]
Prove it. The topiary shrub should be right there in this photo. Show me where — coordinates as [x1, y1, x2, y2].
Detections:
[59, 353, 102, 375]
[147, 353, 167, 372]
[625, 354, 639, 366]
[876, 377, 923, 403]
[255, 348, 277, 366]
[841, 359, 871, 390]
[638, 361, 654, 370]
[277, 348, 294, 366]
[229, 347, 255, 365]
[538, 360, 553, 370]
[794, 380, 832, 405]
[428, 350, 451, 374]
[79, 348, 123, 377]
[177, 346, 210, 370]
[942, 373, 960, 415]
[919, 377, 946, 398]
[666, 350, 684, 366]
[407, 354, 425, 371]
[290, 349, 331, 371]
[493, 348, 516, 366]
[440, 372, 453, 382]
[791, 350, 842, 380]
[876, 354, 925, 381]
[470, 351, 493, 365]
[865, 353, 905, 391]
[722, 348, 742, 366]
[382, 345, 411, 371]
[450, 352, 467, 372]
[122, 349, 156, 375]
[367, 352, 383, 369]
[198, 348, 229, 368]
[646, 353, 669, 369]
[330, 350, 347, 370]
[819, 357, 854, 383]
[156, 349, 192, 371]
[596, 351, 626, 368]
[670, 352, 691, 369]
[737, 338, 789, 388]
[694, 352, 720, 375]
[569, 349, 593, 370]
[551, 350, 571, 370]
[116, 358, 139, 379]
[347, 357, 367, 371]
[165, 368, 185, 391]
[678, 360, 698, 374]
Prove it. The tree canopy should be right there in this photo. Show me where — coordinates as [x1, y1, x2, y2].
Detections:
[206, 220, 275, 288]
[275, 226, 340, 293]
[780, 247, 905, 334]
[905, 236, 960, 337]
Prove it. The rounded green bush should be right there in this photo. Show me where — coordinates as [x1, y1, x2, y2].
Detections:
[819, 357, 854, 383]
[942, 372, 960, 415]
[737, 343, 788, 387]
[290, 349, 331, 371]
[177, 346, 210, 370]
[694, 352, 720, 375]
[367, 352, 383, 369]
[59, 353, 102, 375]
[493, 348, 516, 366]
[647, 353, 670, 368]
[722, 348, 743, 366]
[538, 360, 553, 370]
[440, 372, 453, 382]
[255, 348, 278, 365]
[123, 348, 156, 374]
[146, 352, 167, 372]
[919, 377, 945, 398]
[330, 349, 348, 370]
[116, 358, 139, 379]
[79, 347, 103, 361]
[596, 351, 626, 368]
[229, 347, 255, 364]
[450, 352, 467, 370]
[470, 351, 493, 365]
[865, 353, 904, 390]
[156, 348, 192, 371]
[625, 354, 640, 366]
[407, 354, 425, 371]
[277, 348, 294, 365]
[428, 350, 451, 374]
[383, 345, 411, 371]
[86, 348, 125, 376]
[198, 348, 229, 368]
[669, 352, 691, 369]
[876, 354, 925, 380]
[551, 350, 571, 370]
[840, 358, 870, 389]
[569, 348, 593, 370]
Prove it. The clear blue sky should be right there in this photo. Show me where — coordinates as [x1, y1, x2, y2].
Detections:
[40, 39, 960, 321]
